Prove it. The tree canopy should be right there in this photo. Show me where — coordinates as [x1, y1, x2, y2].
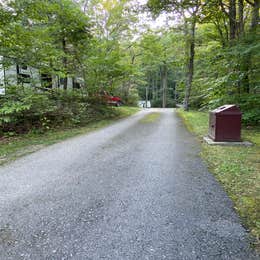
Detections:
[0, 0, 259, 125]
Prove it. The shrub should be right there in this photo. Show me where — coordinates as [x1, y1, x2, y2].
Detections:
[151, 98, 176, 108]
[125, 88, 139, 106]
[151, 98, 162, 108]
[200, 93, 260, 126]
[223, 94, 260, 126]
[0, 86, 56, 133]
[0, 86, 119, 136]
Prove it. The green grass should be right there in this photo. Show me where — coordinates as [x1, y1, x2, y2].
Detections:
[116, 106, 140, 117]
[140, 112, 161, 123]
[177, 109, 260, 249]
[0, 106, 140, 165]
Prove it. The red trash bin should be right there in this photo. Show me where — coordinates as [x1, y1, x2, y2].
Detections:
[208, 105, 242, 142]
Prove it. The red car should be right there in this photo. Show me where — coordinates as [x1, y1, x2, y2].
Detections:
[102, 91, 123, 107]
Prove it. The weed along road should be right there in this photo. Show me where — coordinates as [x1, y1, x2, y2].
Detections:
[0, 109, 257, 259]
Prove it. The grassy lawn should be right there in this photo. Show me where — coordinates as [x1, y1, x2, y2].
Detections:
[177, 109, 260, 249]
[0, 106, 140, 165]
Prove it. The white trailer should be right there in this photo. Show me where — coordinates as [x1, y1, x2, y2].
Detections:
[0, 57, 41, 89]
[0, 56, 83, 91]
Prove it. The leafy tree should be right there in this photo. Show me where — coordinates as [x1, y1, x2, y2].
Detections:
[137, 30, 181, 107]
[0, 0, 92, 87]
[147, 0, 201, 110]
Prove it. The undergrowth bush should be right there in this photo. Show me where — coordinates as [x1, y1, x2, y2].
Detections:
[205, 94, 260, 126]
[125, 88, 139, 106]
[151, 98, 176, 108]
[0, 85, 119, 136]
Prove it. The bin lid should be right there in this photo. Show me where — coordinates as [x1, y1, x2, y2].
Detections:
[211, 104, 242, 115]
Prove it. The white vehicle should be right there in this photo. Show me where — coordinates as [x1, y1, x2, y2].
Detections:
[138, 100, 151, 108]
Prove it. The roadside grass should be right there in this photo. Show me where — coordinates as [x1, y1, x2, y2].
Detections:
[140, 112, 161, 123]
[116, 106, 140, 118]
[0, 106, 140, 165]
[177, 109, 260, 248]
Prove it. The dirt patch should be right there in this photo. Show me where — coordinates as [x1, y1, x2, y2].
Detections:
[0, 226, 17, 246]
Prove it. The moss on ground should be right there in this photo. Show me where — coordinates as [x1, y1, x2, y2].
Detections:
[140, 112, 161, 123]
[177, 109, 260, 249]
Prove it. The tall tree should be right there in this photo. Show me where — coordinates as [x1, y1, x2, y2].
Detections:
[147, 0, 201, 110]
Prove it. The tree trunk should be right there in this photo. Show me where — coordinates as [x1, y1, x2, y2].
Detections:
[159, 66, 162, 102]
[238, 0, 244, 37]
[152, 72, 156, 100]
[251, 0, 259, 31]
[244, 0, 260, 93]
[156, 70, 159, 99]
[162, 64, 167, 108]
[219, 0, 236, 41]
[229, 0, 237, 40]
[62, 38, 68, 90]
[145, 86, 149, 108]
[183, 16, 196, 111]
[237, 0, 250, 93]
[229, 0, 237, 41]
[241, 58, 250, 93]
[239, 0, 259, 94]
[214, 20, 227, 47]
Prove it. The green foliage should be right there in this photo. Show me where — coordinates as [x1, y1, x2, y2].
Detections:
[123, 88, 139, 106]
[0, 0, 259, 128]
[136, 30, 183, 107]
[0, 86, 119, 135]
[180, 22, 260, 125]
[151, 99, 162, 108]
[0, 0, 141, 134]
[0, 0, 91, 76]
[0, 86, 55, 132]
[145, 1, 259, 123]
[224, 94, 260, 125]
[151, 98, 176, 108]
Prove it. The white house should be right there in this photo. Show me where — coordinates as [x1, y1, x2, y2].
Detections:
[0, 56, 83, 94]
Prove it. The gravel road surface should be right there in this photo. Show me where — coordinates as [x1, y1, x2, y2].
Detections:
[0, 109, 257, 259]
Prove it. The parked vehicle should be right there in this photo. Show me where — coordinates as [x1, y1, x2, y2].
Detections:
[101, 91, 123, 106]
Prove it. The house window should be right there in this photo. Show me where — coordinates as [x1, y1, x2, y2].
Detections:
[73, 81, 81, 89]
[18, 73, 31, 84]
[17, 65, 30, 77]
[59, 78, 65, 85]
[41, 74, 52, 88]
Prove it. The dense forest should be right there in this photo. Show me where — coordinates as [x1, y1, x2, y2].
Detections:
[0, 0, 259, 134]
[146, 0, 260, 123]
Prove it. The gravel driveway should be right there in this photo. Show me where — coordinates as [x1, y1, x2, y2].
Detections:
[0, 109, 257, 259]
